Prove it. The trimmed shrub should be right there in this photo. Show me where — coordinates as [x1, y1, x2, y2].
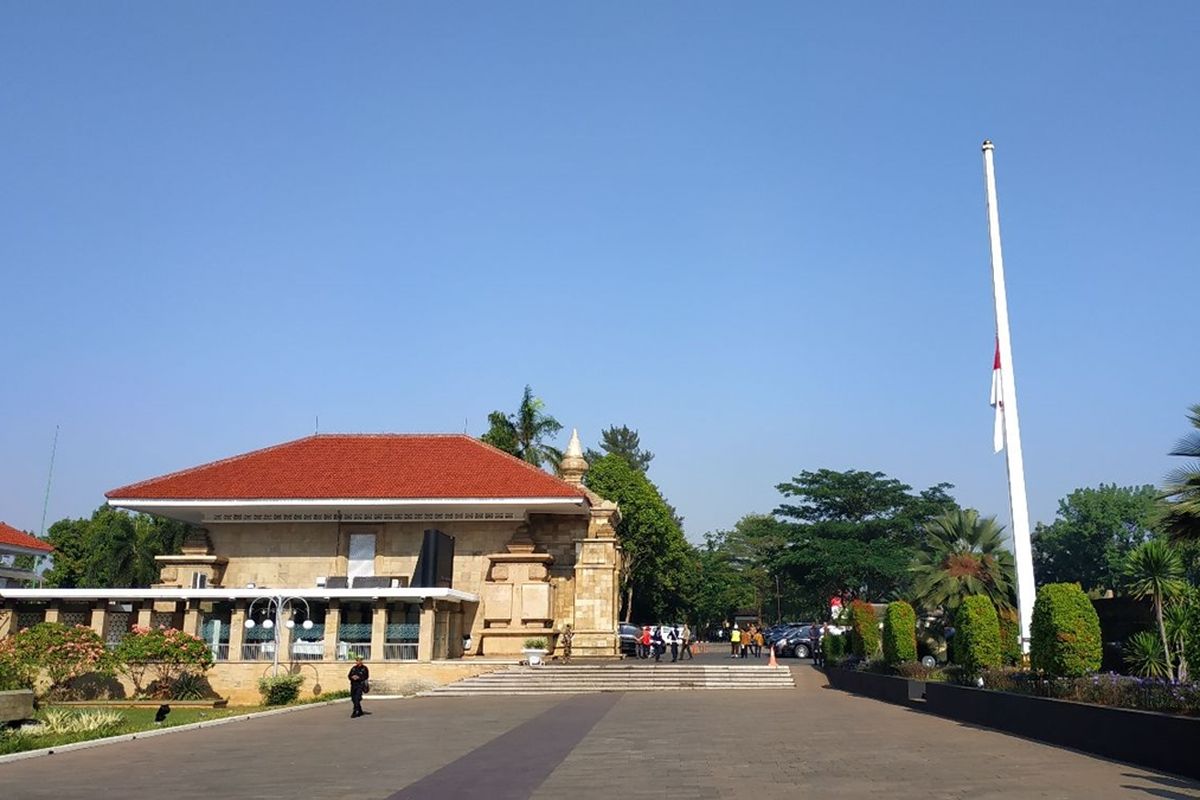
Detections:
[953, 595, 1001, 676]
[258, 673, 304, 706]
[997, 609, 1021, 666]
[882, 601, 917, 665]
[848, 600, 880, 659]
[823, 632, 847, 661]
[1030, 582, 1102, 677]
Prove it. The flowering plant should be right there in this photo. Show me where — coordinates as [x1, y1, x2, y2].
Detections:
[114, 626, 213, 698]
[3, 623, 112, 699]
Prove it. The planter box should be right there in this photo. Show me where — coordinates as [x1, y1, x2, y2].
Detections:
[923, 682, 1200, 779]
[0, 689, 35, 722]
[825, 668, 925, 706]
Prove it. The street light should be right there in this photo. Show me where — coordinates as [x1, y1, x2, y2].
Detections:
[244, 595, 313, 676]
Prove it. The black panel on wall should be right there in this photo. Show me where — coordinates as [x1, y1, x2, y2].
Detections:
[413, 529, 455, 588]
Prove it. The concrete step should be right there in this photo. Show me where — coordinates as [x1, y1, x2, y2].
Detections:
[421, 664, 796, 696]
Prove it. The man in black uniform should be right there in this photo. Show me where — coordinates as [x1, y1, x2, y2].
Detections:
[348, 655, 369, 718]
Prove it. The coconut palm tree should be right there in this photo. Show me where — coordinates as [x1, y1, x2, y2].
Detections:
[1123, 538, 1188, 678]
[480, 385, 564, 470]
[1163, 404, 1200, 541]
[910, 509, 1016, 615]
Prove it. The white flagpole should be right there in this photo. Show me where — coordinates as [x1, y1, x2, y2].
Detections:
[982, 139, 1037, 654]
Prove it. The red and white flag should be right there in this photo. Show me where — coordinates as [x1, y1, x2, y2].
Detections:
[990, 338, 1004, 453]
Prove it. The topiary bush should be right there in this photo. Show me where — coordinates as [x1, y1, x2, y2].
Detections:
[997, 609, 1022, 666]
[115, 626, 214, 698]
[849, 600, 880, 659]
[1030, 582, 1102, 677]
[953, 595, 1002, 676]
[258, 673, 304, 706]
[882, 601, 917, 665]
[823, 632, 847, 661]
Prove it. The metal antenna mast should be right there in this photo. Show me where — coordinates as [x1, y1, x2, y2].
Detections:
[40, 425, 60, 537]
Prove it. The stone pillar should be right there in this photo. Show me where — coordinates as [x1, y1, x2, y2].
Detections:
[0, 607, 12, 639]
[228, 600, 246, 661]
[417, 598, 435, 662]
[44, 602, 61, 624]
[570, 498, 622, 658]
[90, 601, 108, 639]
[182, 600, 202, 636]
[371, 600, 388, 661]
[324, 601, 340, 661]
[135, 602, 152, 629]
[448, 605, 464, 658]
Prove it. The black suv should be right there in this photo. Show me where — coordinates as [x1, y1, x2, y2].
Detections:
[618, 623, 641, 656]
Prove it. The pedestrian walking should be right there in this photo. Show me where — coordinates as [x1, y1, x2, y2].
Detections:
[679, 624, 694, 660]
[348, 655, 369, 718]
[560, 624, 574, 663]
[669, 626, 680, 662]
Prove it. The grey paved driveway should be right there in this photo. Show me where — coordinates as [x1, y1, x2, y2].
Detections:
[2, 666, 1196, 799]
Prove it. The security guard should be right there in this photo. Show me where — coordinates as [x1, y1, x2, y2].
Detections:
[348, 655, 370, 718]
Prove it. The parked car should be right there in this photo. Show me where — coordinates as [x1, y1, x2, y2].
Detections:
[774, 625, 817, 659]
[618, 623, 641, 656]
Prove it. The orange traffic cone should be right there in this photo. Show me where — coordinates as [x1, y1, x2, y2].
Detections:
[768, 644, 778, 667]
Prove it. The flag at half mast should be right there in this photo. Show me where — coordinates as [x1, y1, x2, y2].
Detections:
[990, 337, 1004, 453]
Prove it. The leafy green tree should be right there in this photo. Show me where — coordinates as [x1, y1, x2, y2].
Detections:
[1163, 404, 1200, 541]
[480, 385, 563, 470]
[771, 469, 957, 607]
[1123, 539, 1188, 678]
[1032, 484, 1160, 593]
[584, 455, 692, 622]
[848, 599, 880, 658]
[882, 601, 917, 665]
[43, 506, 189, 588]
[910, 509, 1015, 615]
[584, 425, 654, 473]
[690, 535, 759, 632]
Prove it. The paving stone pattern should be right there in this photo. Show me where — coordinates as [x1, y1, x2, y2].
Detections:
[2, 666, 1197, 799]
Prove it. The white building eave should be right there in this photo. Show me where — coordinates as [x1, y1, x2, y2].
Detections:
[106, 496, 588, 524]
[0, 587, 479, 604]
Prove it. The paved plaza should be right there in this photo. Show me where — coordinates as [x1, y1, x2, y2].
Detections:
[1, 666, 1196, 799]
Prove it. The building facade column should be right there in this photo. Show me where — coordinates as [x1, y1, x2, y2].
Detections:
[448, 605, 464, 658]
[0, 607, 12, 639]
[135, 601, 152, 629]
[417, 598, 435, 662]
[182, 600, 201, 636]
[90, 601, 108, 639]
[228, 600, 246, 660]
[43, 602, 61, 624]
[323, 601, 340, 661]
[371, 599, 388, 661]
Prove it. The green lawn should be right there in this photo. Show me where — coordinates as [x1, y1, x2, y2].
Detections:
[0, 705, 264, 756]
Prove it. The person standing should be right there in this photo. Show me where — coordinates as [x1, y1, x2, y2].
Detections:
[560, 624, 574, 663]
[730, 625, 741, 658]
[640, 626, 652, 659]
[755, 628, 765, 658]
[679, 624, 694, 660]
[348, 656, 369, 718]
[652, 626, 664, 662]
[669, 626, 680, 662]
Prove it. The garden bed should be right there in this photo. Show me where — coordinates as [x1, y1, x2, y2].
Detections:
[54, 699, 228, 709]
[825, 667, 1200, 779]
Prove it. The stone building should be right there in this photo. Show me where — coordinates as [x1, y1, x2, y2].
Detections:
[0, 432, 621, 702]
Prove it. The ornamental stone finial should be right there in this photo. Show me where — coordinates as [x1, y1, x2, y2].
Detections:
[559, 428, 588, 485]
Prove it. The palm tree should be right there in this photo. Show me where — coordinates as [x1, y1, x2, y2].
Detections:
[1123, 538, 1187, 678]
[910, 509, 1016, 616]
[1163, 404, 1200, 541]
[480, 385, 564, 470]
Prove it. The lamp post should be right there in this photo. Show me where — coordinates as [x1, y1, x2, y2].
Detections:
[243, 595, 313, 676]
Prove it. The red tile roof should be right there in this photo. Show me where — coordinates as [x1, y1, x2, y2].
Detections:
[106, 434, 586, 501]
[0, 522, 53, 553]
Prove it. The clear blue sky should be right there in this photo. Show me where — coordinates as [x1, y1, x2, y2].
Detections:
[2, 4, 1196, 543]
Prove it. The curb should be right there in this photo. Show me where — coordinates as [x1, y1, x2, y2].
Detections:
[0, 696, 402, 764]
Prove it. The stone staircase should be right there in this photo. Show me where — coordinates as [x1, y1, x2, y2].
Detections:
[421, 663, 795, 696]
